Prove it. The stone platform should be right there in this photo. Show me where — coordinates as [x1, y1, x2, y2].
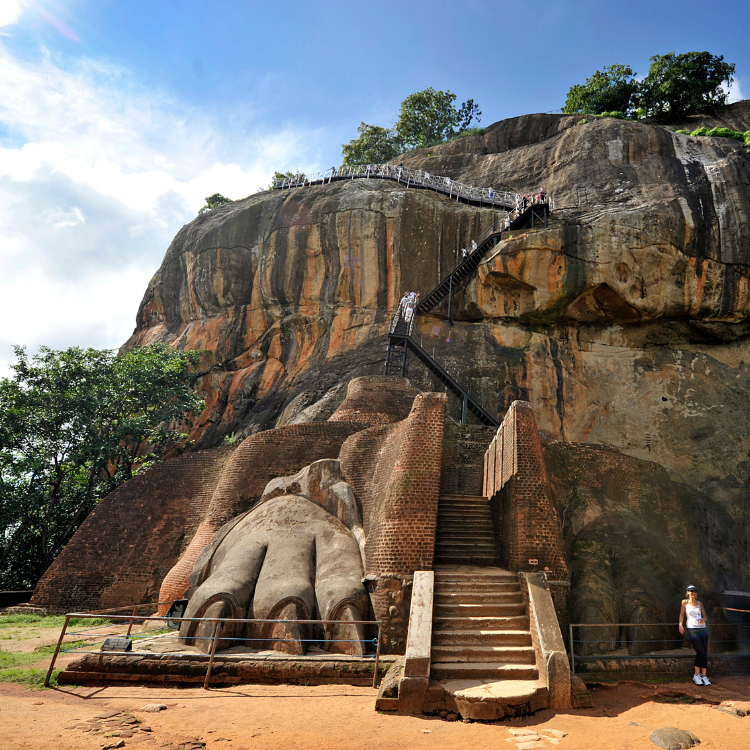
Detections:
[58, 635, 393, 687]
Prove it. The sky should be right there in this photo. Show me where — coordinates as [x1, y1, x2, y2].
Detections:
[0, 0, 748, 375]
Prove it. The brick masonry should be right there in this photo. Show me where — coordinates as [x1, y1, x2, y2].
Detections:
[31, 447, 233, 613]
[484, 401, 568, 582]
[30, 377, 445, 652]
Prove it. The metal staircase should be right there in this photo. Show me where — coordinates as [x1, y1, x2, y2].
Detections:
[384, 314, 499, 427]
[417, 201, 549, 320]
[383, 199, 550, 426]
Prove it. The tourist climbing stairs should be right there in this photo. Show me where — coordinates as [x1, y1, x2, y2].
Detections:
[417, 202, 549, 316]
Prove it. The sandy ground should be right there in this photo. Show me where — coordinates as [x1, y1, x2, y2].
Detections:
[1, 673, 749, 750]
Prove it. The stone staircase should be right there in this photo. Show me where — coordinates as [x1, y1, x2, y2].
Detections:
[434, 495, 498, 565]
[429, 566, 545, 720]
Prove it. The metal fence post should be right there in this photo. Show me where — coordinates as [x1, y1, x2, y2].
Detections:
[569, 623, 575, 674]
[372, 624, 382, 688]
[203, 621, 222, 690]
[45, 615, 71, 687]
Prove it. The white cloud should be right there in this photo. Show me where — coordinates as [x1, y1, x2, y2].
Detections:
[0, 0, 21, 28]
[726, 77, 745, 104]
[0, 42, 323, 375]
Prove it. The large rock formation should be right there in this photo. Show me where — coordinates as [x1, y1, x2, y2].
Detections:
[125, 102, 750, 586]
[34, 101, 747, 651]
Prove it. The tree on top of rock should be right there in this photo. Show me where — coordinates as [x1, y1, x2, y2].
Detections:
[340, 88, 481, 164]
[198, 193, 233, 214]
[341, 123, 402, 166]
[637, 51, 736, 119]
[562, 64, 639, 116]
[396, 88, 481, 149]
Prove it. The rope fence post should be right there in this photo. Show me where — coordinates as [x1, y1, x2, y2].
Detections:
[203, 620, 222, 690]
[45, 614, 70, 687]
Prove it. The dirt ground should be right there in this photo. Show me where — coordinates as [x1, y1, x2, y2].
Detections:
[1, 674, 749, 750]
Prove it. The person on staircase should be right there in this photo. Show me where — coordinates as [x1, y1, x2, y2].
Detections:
[471, 239, 478, 254]
[404, 292, 419, 324]
[461, 248, 469, 261]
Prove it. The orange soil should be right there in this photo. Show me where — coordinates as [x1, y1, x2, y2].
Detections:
[1, 674, 750, 750]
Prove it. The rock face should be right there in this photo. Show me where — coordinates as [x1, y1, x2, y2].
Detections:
[123, 103, 750, 602]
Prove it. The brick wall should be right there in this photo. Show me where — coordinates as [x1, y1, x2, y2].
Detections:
[484, 400, 568, 581]
[340, 392, 446, 575]
[329, 376, 418, 428]
[31, 447, 233, 613]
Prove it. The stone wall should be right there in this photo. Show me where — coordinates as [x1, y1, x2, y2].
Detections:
[30, 447, 233, 613]
[484, 401, 568, 581]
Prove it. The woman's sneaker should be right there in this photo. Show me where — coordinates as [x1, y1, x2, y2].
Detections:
[701, 675, 711, 686]
[693, 674, 703, 685]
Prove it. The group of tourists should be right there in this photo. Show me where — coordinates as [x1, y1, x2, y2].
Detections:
[460, 239, 479, 261]
[398, 291, 420, 324]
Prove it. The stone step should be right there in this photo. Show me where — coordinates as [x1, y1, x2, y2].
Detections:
[439, 495, 487, 501]
[432, 645, 536, 663]
[434, 602, 525, 617]
[435, 549, 497, 559]
[435, 576, 520, 585]
[435, 538, 496, 547]
[434, 592, 522, 605]
[432, 629, 532, 647]
[437, 507, 491, 515]
[435, 582, 520, 594]
[434, 556, 499, 566]
[431, 662, 539, 681]
[433, 615, 530, 631]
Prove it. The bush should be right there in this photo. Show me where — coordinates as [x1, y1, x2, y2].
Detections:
[675, 127, 750, 146]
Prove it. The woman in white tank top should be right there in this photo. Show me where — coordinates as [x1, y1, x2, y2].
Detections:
[678, 585, 710, 685]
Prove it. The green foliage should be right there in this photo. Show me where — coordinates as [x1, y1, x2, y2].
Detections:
[563, 53, 736, 120]
[600, 111, 626, 119]
[0, 345, 204, 589]
[0, 666, 58, 687]
[270, 171, 306, 188]
[339, 89, 482, 163]
[563, 64, 639, 116]
[637, 51, 736, 119]
[341, 123, 402, 166]
[675, 126, 750, 145]
[396, 88, 482, 148]
[198, 193, 233, 214]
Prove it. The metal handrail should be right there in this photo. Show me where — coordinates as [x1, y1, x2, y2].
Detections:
[272, 164, 553, 218]
[568, 621, 742, 674]
[45, 610, 384, 689]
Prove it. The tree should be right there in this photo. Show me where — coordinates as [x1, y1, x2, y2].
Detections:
[198, 193, 233, 214]
[562, 64, 639, 115]
[341, 123, 403, 166]
[0, 344, 204, 589]
[269, 170, 306, 188]
[395, 88, 481, 148]
[637, 52, 736, 119]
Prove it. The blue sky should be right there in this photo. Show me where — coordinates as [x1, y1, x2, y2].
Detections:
[0, 0, 748, 373]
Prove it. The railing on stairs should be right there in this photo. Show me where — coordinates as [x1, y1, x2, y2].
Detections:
[384, 315, 499, 428]
[418, 199, 550, 319]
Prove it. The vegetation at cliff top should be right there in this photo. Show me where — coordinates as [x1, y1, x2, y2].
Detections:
[198, 193, 233, 214]
[564, 51, 736, 120]
[674, 126, 750, 147]
[341, 87, 482, 165]
[0, 344, 204, 590]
